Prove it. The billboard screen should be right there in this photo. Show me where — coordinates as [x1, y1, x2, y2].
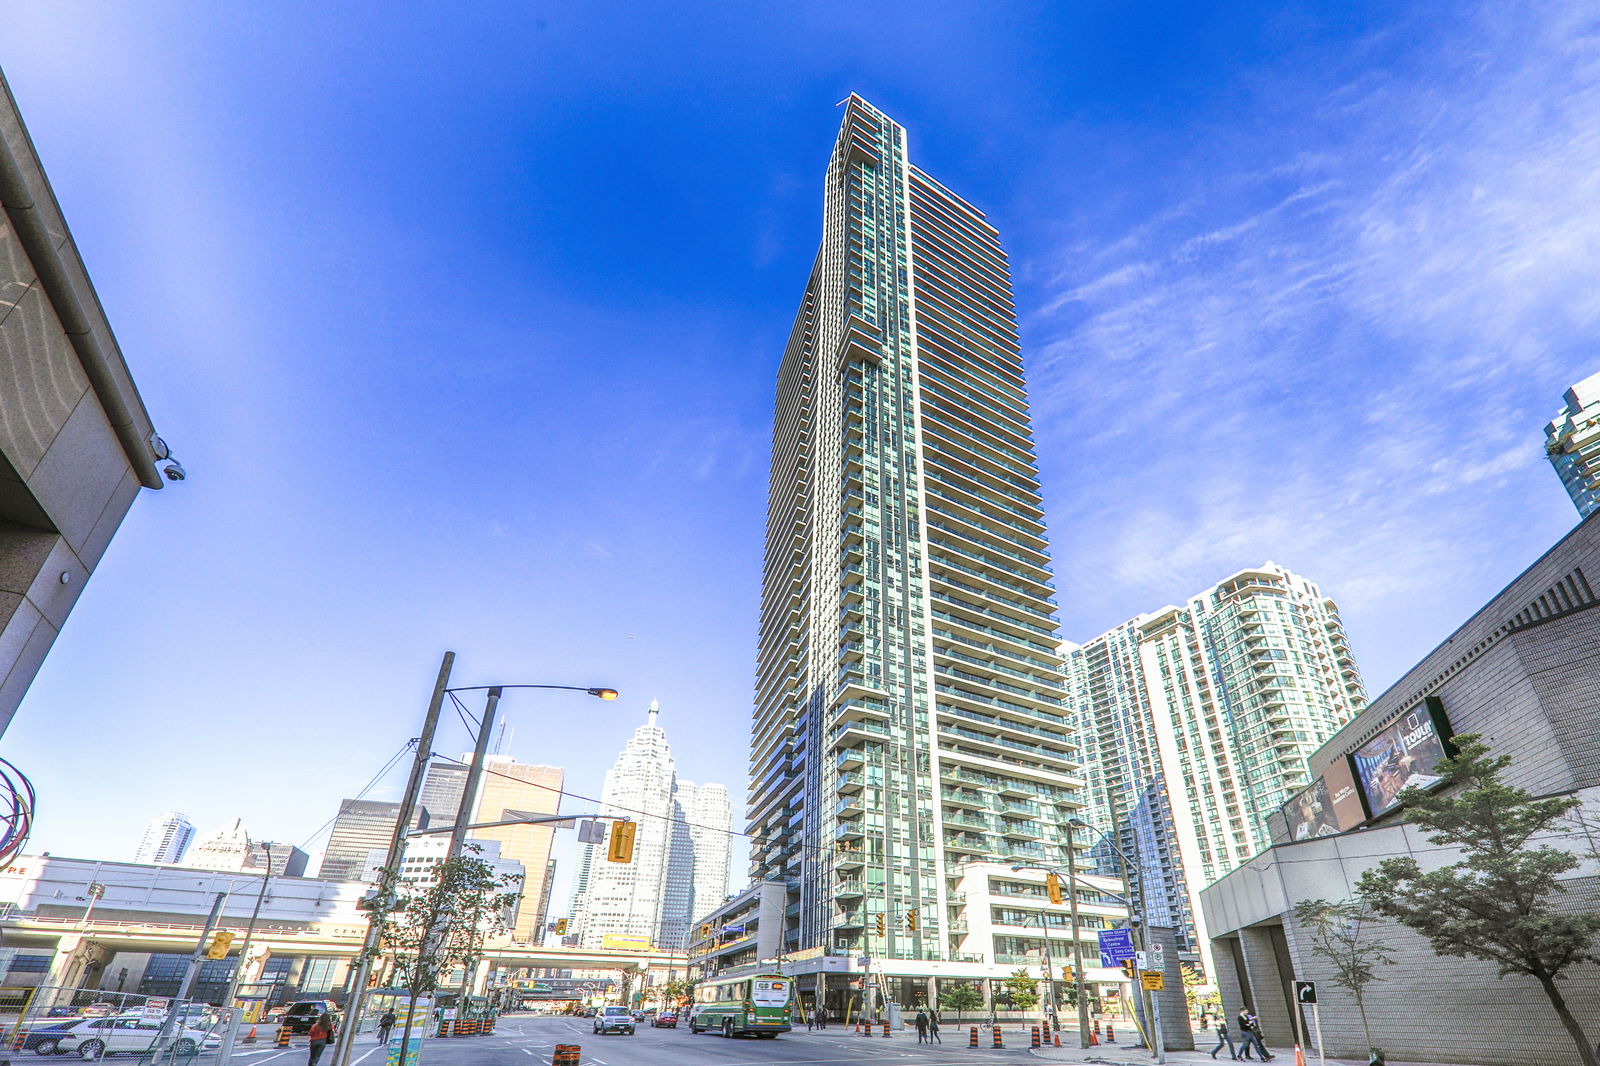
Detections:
[1350, 698, 1452, 818]
[601, 934, 653, 951]
[1282, 757, 1365, 840]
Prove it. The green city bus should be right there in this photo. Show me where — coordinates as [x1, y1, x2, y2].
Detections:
[688, 973, 792, 1038]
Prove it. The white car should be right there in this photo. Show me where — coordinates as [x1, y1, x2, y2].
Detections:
[56, 1018, 221, 1060]
[592, 1006, 635, 1035]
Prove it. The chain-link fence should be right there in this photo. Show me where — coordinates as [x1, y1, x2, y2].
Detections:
[0, 985, 229, 1063]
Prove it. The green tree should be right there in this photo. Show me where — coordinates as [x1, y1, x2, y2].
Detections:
[939, 982, 983, 1013]
[659, 978, 691, 1006]
[1355, 735, 1600, 1066]
[1003, 969, 1038, 1011]
[378, 850, 521, 1046]
[1292, 898, 1392, 1054]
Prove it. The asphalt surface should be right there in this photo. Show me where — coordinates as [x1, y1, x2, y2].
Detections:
[220, 1015, 1075, 1066]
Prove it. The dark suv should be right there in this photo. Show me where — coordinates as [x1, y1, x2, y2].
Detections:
[278, 1001, 340, 1034]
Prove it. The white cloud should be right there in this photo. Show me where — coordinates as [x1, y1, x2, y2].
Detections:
[1030, 0, 1600, 687]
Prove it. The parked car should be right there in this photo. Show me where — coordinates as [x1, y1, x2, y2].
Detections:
[55, 1018, 221, 1060]
[592, 1006, 635, 1035]
[278, 1001, 340, 1034]
[651, 1012, 678, 1029]
[20, 1021, 78, 1054]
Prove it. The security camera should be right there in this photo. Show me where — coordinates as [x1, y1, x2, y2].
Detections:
[162, 461, 186, 482]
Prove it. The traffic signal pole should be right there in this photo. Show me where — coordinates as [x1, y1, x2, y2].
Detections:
[150, 892, 225, 1064]
[334, 651, 455, 1066]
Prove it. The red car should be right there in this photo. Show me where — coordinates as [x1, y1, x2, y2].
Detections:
[651, 1012, 678, 1028]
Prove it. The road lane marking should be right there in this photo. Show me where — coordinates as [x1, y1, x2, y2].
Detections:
[521, 1049, 533, 1056]
[348, 1047, 384, 1066]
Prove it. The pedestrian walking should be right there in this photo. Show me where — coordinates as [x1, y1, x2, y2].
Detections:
[1209, 1014, 1238, 1060]
[307, 1014, 337, 1066]
[818, 1005, 827, 1029]
[376, 1011, 396, 1044]
[915, 1010, 929, 1043]
[1236, 1008, 1274, 1061]
[928, 1008, 941, 1044]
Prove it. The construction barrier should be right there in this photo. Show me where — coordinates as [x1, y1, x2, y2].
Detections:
[553, 1043, 581, 1066]
[881, 1020, 890, 1037]
[437, 1019, 450, 1038]
[860, 1019, 871, 1037]
[276, 1027, 292, 1048]
[1106, 1022, 1115, 1043]
[968, 1026, 979, 1047]
[1030, 1026, 1041, 1048]
[991, 1025, 1003, 1049]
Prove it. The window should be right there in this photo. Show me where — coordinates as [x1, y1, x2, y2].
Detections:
[298, 958, 342, 994]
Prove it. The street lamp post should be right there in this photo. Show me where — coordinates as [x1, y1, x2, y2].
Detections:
[1070, 815, 1162, 1064]
[216, 844, 276, 1066]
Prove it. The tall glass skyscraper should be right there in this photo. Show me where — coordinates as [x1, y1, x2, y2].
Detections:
[752, 97, 1089, 1005]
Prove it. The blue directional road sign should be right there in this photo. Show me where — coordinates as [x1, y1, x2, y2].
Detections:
[1097, 928, 1136, 968]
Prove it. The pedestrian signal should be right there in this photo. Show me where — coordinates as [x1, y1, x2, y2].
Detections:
[875, 914, 885, 936]
[906, 909, 918, 931]
[607, 820, 636, 863]
[1045, 872, 1063, 905]
[205, 931, 236, 959]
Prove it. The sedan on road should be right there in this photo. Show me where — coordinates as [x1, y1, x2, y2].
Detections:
[650, 1012, 678, 1029]
[56, 1018, 221, 1060]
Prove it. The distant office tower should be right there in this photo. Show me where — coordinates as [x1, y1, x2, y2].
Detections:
[573, 702, 731, 951]
[1063, 563, 1366, 958]
[134, 812, 195, 865]
[751, 96, 1089, 1003]
[320, 799, 429, 882]
[185, 818, 253, 871]
[244, 842, 308, 877]
[419, 760, 468, 824]
[678, 781, 733, 924]
[1545, 371, 1600, 518]
[459, 756, 563, 941]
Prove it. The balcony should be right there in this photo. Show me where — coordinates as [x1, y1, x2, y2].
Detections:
[836, 820, 865, 841]
[836, 879, 865, 899]
[838, 771, 865, 794]
[837, 747, 866, 770]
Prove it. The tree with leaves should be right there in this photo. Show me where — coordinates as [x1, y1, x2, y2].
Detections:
[659, 978, 691, 1008]
[1293, 898, 1392, 1054]
[1355, 734, 1600, 1066]
[1002, 969, 1039, 1011]
[939, 982, 983, 1013]
[378, 850, 522, 1050]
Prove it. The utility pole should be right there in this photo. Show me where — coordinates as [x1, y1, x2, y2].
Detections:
[333, 651, 455, 1066]
[1064, 821, 1091, 1048]
[216, 844, 277, 1065]
[446, 685, 502, 1022]
[150, 892, 225, 1064]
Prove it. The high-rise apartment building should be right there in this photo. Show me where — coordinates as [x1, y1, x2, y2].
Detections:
[319, 800, 429, 883]
[1544, 370, 1600, 518]
[750, 97, 1097, 1008]
[133, 811, 195, 865]
[573, 702, 732, 951]
[1063, 563, 1366, 960]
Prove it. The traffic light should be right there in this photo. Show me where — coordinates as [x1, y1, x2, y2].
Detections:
[875, 914, 886, 936]
[699, 923, 712, 939]
[607, 820, 637, 863]
[1120, 959, 1137, 979]
[204, 931, 236, 960]
[1045, 872, 1063, 905]
[554, 919, 568, 934]
[906, 909, 918, 931]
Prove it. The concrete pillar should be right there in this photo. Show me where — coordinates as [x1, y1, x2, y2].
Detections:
[1149, 925, 1194, 1051]
[42, 935, 112, 1005]
[925, 975, 937, 1010]
[1238, 926, 1293, 1049]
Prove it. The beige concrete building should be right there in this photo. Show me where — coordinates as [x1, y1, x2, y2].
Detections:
[0, 73, 179, 736]
[465, 757, 563, 941]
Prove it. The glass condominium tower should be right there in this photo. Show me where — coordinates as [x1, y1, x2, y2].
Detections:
[752, 97, 1084, 998]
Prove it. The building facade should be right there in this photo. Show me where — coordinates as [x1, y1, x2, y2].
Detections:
[244, 842, 308, 877]
[0, 73, 180, 738]
[184, 818, 252, 872]
[460, 757, 563, 942]
[572, 702, 731, 952]
[1200, 515, 1600, 1066]
[1062, 564, 1366, 961]
[1544, 370, 1600, 518]
[751, 97, 1094, 1007]
[319, 800, 428, 883]
[132, 812, 194, 865]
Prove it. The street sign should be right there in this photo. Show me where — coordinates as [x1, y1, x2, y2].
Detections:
[1097, 928, 1136, 968]
[577, 820, 606, 844]
[1135, 951, 1148, 968]
[1151, 945, 1165, 970]
[1294, 980, 1317, 1004]
[1140, 971, 1164, 991]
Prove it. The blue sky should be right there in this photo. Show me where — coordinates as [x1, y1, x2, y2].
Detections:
[3, 1, 1596, 907]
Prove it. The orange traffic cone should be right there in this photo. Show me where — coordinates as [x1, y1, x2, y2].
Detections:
[243, 1027, 257, 1044]
[1295, 1046, 1308, 1066]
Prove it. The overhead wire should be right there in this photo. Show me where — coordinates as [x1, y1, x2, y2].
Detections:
[297, 740, 417, 851]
